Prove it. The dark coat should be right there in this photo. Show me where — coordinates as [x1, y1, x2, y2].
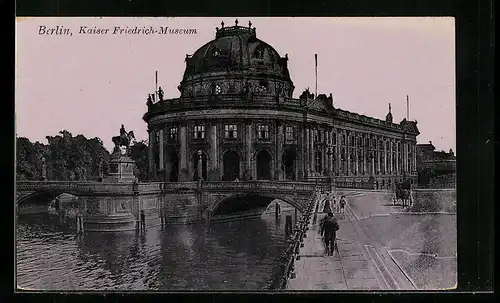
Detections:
[320, 217, 339, 240]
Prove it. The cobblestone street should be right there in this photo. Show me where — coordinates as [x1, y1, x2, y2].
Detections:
[287, 190, 456, 290]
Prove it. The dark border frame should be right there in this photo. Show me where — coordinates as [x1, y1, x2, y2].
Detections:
[9, 0, 494, 300]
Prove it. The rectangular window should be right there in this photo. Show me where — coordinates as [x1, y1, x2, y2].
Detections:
[342, 135, 346, 146]
[224, 124, 238, 139]
[285, 126, 294, 140]
[258, 125, 269, 140]
[332, 133, 336, 145]
[193, 125, 205, 139]
[315, 152, 322, 173]
[314, 130, 320, 142]
[169, 127, 178, 140]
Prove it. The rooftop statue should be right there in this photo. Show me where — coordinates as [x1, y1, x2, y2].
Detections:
[158, 87, 164, 101]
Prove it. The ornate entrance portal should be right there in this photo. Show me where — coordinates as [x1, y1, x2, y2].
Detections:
[193, 151, 207, 181]
[282, 146, 296, 180]
[223, 151, 240, 181]
[256, 150, 272, 180]
[168, 152, 179, 182]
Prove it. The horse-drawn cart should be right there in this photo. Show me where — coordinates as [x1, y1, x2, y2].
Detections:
[393, 179, 412, 207]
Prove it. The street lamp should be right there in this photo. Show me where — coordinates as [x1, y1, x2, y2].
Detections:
[326, 144, 333, 184]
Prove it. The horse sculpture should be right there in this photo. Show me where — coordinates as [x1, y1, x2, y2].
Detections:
[111, 124, 135, 155]
[393, 180, 412, 208]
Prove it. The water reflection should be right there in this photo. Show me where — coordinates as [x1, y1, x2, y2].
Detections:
[17, 199, 301, 290]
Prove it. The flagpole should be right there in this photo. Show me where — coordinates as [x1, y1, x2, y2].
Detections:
[314, 54, 318, 98]
[406, 95, 409, 120]
[155, 71, 158, 99]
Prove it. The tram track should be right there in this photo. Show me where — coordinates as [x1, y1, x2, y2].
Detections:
[342, 195, 416, 290]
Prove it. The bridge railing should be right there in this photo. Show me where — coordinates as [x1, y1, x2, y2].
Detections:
[16, 181, 135, 193]
[268, 193, 318, 290]
[199, 181, 324, 192]
[17, 180, 332, 194]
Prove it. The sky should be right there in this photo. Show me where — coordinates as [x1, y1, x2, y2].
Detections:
[16, 17, 455, 152]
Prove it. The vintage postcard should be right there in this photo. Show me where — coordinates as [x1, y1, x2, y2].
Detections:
[15, 17, 456, 291]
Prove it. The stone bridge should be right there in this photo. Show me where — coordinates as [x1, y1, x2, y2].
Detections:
[16, 180, 329, 232]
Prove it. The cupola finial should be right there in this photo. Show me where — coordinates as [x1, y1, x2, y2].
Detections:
[389, 103, 391, 113]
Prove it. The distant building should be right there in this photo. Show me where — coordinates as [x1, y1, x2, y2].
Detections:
[416, 141, 456, 188]
[143, 21, 419, 188]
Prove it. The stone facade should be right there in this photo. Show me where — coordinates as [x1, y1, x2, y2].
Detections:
[417, 142, 456, 188]
[144, 22, 419, 189]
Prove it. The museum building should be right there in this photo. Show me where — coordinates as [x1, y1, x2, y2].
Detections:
[143, 21, 419, 188]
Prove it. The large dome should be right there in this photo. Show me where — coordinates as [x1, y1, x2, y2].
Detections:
[178, 21, 294, 98]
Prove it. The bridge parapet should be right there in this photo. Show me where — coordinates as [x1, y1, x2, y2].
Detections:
[200, 181, 323, 192]
[17, 181, 135, 195]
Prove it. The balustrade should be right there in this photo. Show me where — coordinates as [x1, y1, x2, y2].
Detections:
[17, 180, 330, 196]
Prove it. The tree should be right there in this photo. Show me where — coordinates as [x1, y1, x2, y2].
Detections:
[16, 137, 44, 180]
[17, 131, 112, 181]
[130, 140, 149, 182]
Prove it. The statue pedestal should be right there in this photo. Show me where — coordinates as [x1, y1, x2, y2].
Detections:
[104, 153, 137, 183]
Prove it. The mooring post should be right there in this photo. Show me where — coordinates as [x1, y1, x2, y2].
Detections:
[275, 202, 281, 219]
[76, 215, 80, 234]
[160, 205, 164, 229]
[285, 214, 292, 236]
[80, 215, 84, 234]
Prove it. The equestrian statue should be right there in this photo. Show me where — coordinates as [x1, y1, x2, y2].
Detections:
[112, 124, 135, 155]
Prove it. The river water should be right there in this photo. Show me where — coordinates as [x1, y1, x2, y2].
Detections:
[16, 200, 300, 291]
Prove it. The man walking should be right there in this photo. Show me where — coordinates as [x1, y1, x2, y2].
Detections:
[320, 212, 340, 256]
[340, 196, 346, 213]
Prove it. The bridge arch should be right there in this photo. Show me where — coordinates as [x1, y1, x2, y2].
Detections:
[17, 189, 79, 206]
[210, 192, 305, 217]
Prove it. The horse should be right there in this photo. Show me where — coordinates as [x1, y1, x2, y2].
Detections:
[393, 183, 412, 208]
[112, 131, 135, 148]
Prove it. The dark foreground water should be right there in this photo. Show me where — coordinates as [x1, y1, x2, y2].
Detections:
[17, 201, 300, 291]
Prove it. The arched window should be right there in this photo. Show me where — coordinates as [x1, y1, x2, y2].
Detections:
[256, 81, 269, 94]
[215, 84, 222, 95]
[254, 48, 264, 59]
[285, 126, 295, 140]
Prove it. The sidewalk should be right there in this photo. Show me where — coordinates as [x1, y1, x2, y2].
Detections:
[286, 195, 381, 290]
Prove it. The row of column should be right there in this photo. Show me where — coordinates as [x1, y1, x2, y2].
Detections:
[149, 122, 418, 181]
[149, 124, 190, 180]
[303, 125, 417, 178]
[149, 121, 265, 181]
